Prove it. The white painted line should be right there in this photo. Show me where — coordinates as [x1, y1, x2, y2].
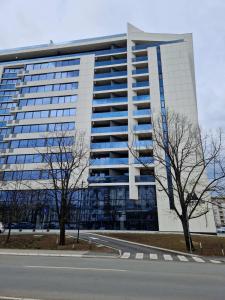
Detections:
[149, 253, 158, 260]
[0, 252, 83, 257]
[210, 260, 222, 264]
[135, 253, 144, 259]
[89, 237, 99, 240]
[121, 252, 130, 259]
[25, 265, 127, 272]
[163, 254, 173, 261]
[177, 255, 189, 262]
[0, 296, 42, 300]
[192, 257, 205, 263]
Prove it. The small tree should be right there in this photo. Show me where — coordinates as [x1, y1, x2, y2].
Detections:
[38, 131, 89, 246]
[129, 112, 225, 252]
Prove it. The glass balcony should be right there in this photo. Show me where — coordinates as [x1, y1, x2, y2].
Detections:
[94, 71, 127, 79]
[135, 175, 155, 182]
[94, 83, 127, 92]
[0, 121, 7, 127]
[91, 141, 127, 149]
[95, 47, 127, 56]
[132, 68, 149, 75]
[134, 124, 152, 132]
[0, 109, 10, 114]
[95, 58, 127, 67]
[0, 84, 16, 90]
[92, 110, 128, 119]
[88, 175, 129, 183]
[133, 109, 151, 117]
[91, 125, 128, 134]
[93, 97, 128, 106]
[91, 157, 128, 165]
[135, 140, 153, 148]
[0, 142, 8, 149]
[133, 95, 150, 101]
[132, 56, 148, 63]
[135, 157, 154, 164]
[132, 81, 149, 88]
[2, 73, 18, 79]
[132, 44, 152, 51]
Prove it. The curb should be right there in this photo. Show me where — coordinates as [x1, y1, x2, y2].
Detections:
[92, 233, 201, 258]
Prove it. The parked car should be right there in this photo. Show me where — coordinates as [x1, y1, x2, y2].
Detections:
[0, 222, 4, 233]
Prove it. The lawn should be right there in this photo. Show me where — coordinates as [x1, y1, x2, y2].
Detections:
[0, 233, 114, 253]
[102, 232, 225, 256]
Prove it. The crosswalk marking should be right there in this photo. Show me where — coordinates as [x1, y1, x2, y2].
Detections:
[177, 255, 189, 262]
[135, 253, 144, 259]
[121, 252, 130, 259]
[192, 257, 205, 263]
[163, 254, 173, 261]
[149, 253, 158, 260]
[210, 260, 222, 264]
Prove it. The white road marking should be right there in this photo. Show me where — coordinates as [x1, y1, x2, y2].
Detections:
[135, 253, 144, 259]
[25, 265, 127, 272]
[163, 254, 173, 261]
[121, 252, 130, 259]
[210, 260, 222, 264]
[89, 237, 99, 240]
[192, 257, 205, 263]
[177, 255, 189, 262]
[0, 296, 42, 300]
[149, 253, 158, 260]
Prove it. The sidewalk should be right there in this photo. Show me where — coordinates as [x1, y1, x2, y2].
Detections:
[0, 248, 118, 258]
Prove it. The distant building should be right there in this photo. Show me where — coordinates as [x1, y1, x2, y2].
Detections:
[212, 197, 225, 228]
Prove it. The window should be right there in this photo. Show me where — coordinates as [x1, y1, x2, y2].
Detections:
[12, 122, 75, 134]
[26, 59, 80, 71]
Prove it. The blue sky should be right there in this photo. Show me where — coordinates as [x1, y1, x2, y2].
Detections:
[0, 0, 224, 129]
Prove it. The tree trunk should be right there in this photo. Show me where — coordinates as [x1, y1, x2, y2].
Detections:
[181, 217, 195, 252]
[5, 223, 12, 244]
[59, 220, 65, 245]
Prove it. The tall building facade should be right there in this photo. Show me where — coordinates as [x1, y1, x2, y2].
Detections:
[0, 24, 216, 232]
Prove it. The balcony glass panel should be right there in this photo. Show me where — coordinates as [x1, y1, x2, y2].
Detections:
[132, 68, 149, 75]
[91, 141, 127, 149]
[93, 97, 127, 106]
[88, 175, 129, 183]
[133, 109, 151, 116]
[91, 157, 128, 165]
[91, 125, 128, 134]
[94, 83, 127, 91]
[133, 95, 150, 101]
[135, 175, 155, 182]
[132, 81, 149, 88]
[94, 71, 127, 79]
[135, 140, 153, 148]
[134, 124, 152, 132]
[96, 47, 127, 56]
[92, 111, 128, 119]
[95, 59, 127, 67]
[134, 157, 154, 164]
[0, 109, 10, 114]
[132, 56, 148, 62]
[0, 84, 16, 90]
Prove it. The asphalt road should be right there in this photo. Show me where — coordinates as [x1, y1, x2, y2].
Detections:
[0, 254, 224, 300]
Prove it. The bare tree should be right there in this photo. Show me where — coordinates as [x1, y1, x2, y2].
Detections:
[129, 111, 225, 252]
[37, 131, 90, 246]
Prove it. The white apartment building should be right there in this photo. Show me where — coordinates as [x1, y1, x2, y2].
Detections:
[212, 197, 225, 228]
[0, 24, 216, 232]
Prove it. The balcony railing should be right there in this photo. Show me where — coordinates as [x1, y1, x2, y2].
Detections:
[95, 58, 127, 67]
[0, 84, 16, 90]
[94, 71, 127, 79]
[133, 109, 151, 117]
[88, 175, 129, 183]
[133, 124, 152, 132]
[135, 175, 155, 182]
[95, 47, 127, 56]
[91, 125, 128, 134]
[132, 81, 149, 88]
[0, 109, 10, 114]
[91, 157, 128, 165]
[134, 157, 154, 164]
[92, 110, 128, 119]
[91, 141, 128, 149]
[133, 95, 150, 101]
[132, 56, 148, 63]
[132, 68, 149, 75]
[92, 97, 128, 106]
[94, 83, 127, 92]
[134, 140, 153, 148]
